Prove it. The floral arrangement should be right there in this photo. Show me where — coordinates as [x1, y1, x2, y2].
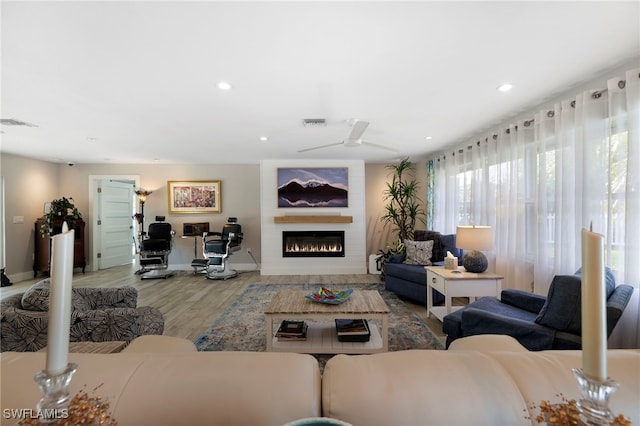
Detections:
[528, 395, 630, 426]
[22, 387, 117, 425]
[40, 197, 82, 236]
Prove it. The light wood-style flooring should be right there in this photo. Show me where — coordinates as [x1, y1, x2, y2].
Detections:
[1, 265, 448, 344]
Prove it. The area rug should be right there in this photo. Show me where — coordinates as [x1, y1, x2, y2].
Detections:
[194, 282, 444, 356]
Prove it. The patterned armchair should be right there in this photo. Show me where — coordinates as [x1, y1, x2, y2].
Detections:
[1, 280, 164, 352]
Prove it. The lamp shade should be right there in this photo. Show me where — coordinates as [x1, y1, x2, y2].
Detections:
[135, 189, 152, 203]
[456, 226, 494, 251]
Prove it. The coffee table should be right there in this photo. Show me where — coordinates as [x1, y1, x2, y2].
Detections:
[264, 289, 390, 354]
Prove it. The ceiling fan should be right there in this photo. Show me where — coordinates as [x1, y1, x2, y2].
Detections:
[298, 120, 399, 153]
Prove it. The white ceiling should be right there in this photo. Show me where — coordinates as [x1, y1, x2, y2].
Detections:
[1, 1, 639, 165]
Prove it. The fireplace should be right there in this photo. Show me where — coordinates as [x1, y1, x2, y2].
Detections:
[282, 231, 345, 258]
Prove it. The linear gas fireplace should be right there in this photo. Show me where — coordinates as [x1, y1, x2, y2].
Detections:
[282, 231, 345, 258]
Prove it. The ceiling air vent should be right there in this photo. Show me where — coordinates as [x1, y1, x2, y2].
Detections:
[0, 118, 38, 127]
[302, 118, 327, 127]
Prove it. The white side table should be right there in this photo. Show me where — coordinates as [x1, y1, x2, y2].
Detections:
[425, 266, 503, 322]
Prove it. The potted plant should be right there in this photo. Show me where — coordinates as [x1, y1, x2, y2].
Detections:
[40, 196, 82, 236]
[376, 237, 406, 278]
[380, 157, 425, 249]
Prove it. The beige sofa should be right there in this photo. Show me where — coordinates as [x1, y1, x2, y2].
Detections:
[324, 336, 640, 425]
[1, 335, 638, 426]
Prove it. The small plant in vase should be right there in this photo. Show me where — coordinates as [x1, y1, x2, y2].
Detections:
[40, 197, 82, 237]
[376, 238, 406, 279]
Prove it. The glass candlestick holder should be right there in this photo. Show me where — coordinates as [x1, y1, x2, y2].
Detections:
[33, 363, 78, 424]
[572, 368, 619, 425]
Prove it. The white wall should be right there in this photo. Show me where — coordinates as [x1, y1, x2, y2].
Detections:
[65, 163, 262, 272]
[0, 156, 262, 281]
[260, 159, 367, 275]
[1, 155, 60, 281]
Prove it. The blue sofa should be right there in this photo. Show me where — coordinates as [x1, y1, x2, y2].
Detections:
[442, 268, 634, 350]
[384, 231, 462, 306]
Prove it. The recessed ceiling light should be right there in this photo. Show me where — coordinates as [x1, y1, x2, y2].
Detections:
[259, 136, 268, 141]
[217, 81, 232, 91]
[424, 136, 433, 140]
[497, 83, 513, 92]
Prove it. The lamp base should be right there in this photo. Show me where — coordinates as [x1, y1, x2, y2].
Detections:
[462, 250, 488, 273]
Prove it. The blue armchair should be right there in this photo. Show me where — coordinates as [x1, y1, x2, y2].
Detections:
[442, 268, 634, 350]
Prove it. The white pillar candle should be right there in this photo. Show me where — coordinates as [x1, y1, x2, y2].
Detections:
[581, 228, 607, 381]
[46, 222, 75, 375]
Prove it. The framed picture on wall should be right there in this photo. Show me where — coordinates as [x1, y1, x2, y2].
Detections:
[277, 167, 348, 208]
[167, 180, 221, 214]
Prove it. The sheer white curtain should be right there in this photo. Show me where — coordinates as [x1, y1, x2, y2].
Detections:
[431, 68, 639, 348]
[432, 125, 533, 292]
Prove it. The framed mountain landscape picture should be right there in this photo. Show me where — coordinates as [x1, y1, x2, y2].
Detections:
[277, 167, 348, 208]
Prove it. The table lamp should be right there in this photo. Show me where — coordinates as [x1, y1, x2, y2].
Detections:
[456, 226, 493, 273]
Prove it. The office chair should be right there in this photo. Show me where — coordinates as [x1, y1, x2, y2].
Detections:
[202, 217, 243, 280]
[139, 217, 175, 279]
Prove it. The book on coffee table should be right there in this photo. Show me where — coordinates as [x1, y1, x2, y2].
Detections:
[275, 320, 308, 341]
[335, 319, 371, 342]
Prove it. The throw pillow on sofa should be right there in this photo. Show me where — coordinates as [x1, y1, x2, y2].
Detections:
[21, 280, 92, 311]
[411, 230, 461, 264]
[414, 230, 443, 261]
[403, 240, 434, 265]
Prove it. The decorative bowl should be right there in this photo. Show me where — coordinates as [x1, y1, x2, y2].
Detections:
[305, 288, 353, 304]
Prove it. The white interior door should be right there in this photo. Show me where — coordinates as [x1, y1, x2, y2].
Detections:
[98, 180, 135, 269]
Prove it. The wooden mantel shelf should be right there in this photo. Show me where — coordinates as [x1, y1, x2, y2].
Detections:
[274, 215, 353, 224]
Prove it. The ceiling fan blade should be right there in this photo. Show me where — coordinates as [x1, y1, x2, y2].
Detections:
[346, 120, 369, 141]
[362, 141, 399, 153]
[297, 141, 344, 153]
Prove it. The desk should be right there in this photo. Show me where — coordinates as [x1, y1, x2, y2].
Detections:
[183, 235, 209, 274]
[181, 235, 201, 258]
[425, 266, 503, 322]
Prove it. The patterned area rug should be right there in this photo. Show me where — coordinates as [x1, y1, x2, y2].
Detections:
[194, 282, 444, 356]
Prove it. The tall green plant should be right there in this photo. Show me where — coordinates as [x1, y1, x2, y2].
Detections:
[380, 158, 425, 246]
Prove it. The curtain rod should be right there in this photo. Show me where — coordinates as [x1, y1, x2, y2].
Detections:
[434, 77, 633, 162]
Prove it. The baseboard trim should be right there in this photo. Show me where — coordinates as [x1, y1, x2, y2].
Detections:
[6, 270, 34, 284]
